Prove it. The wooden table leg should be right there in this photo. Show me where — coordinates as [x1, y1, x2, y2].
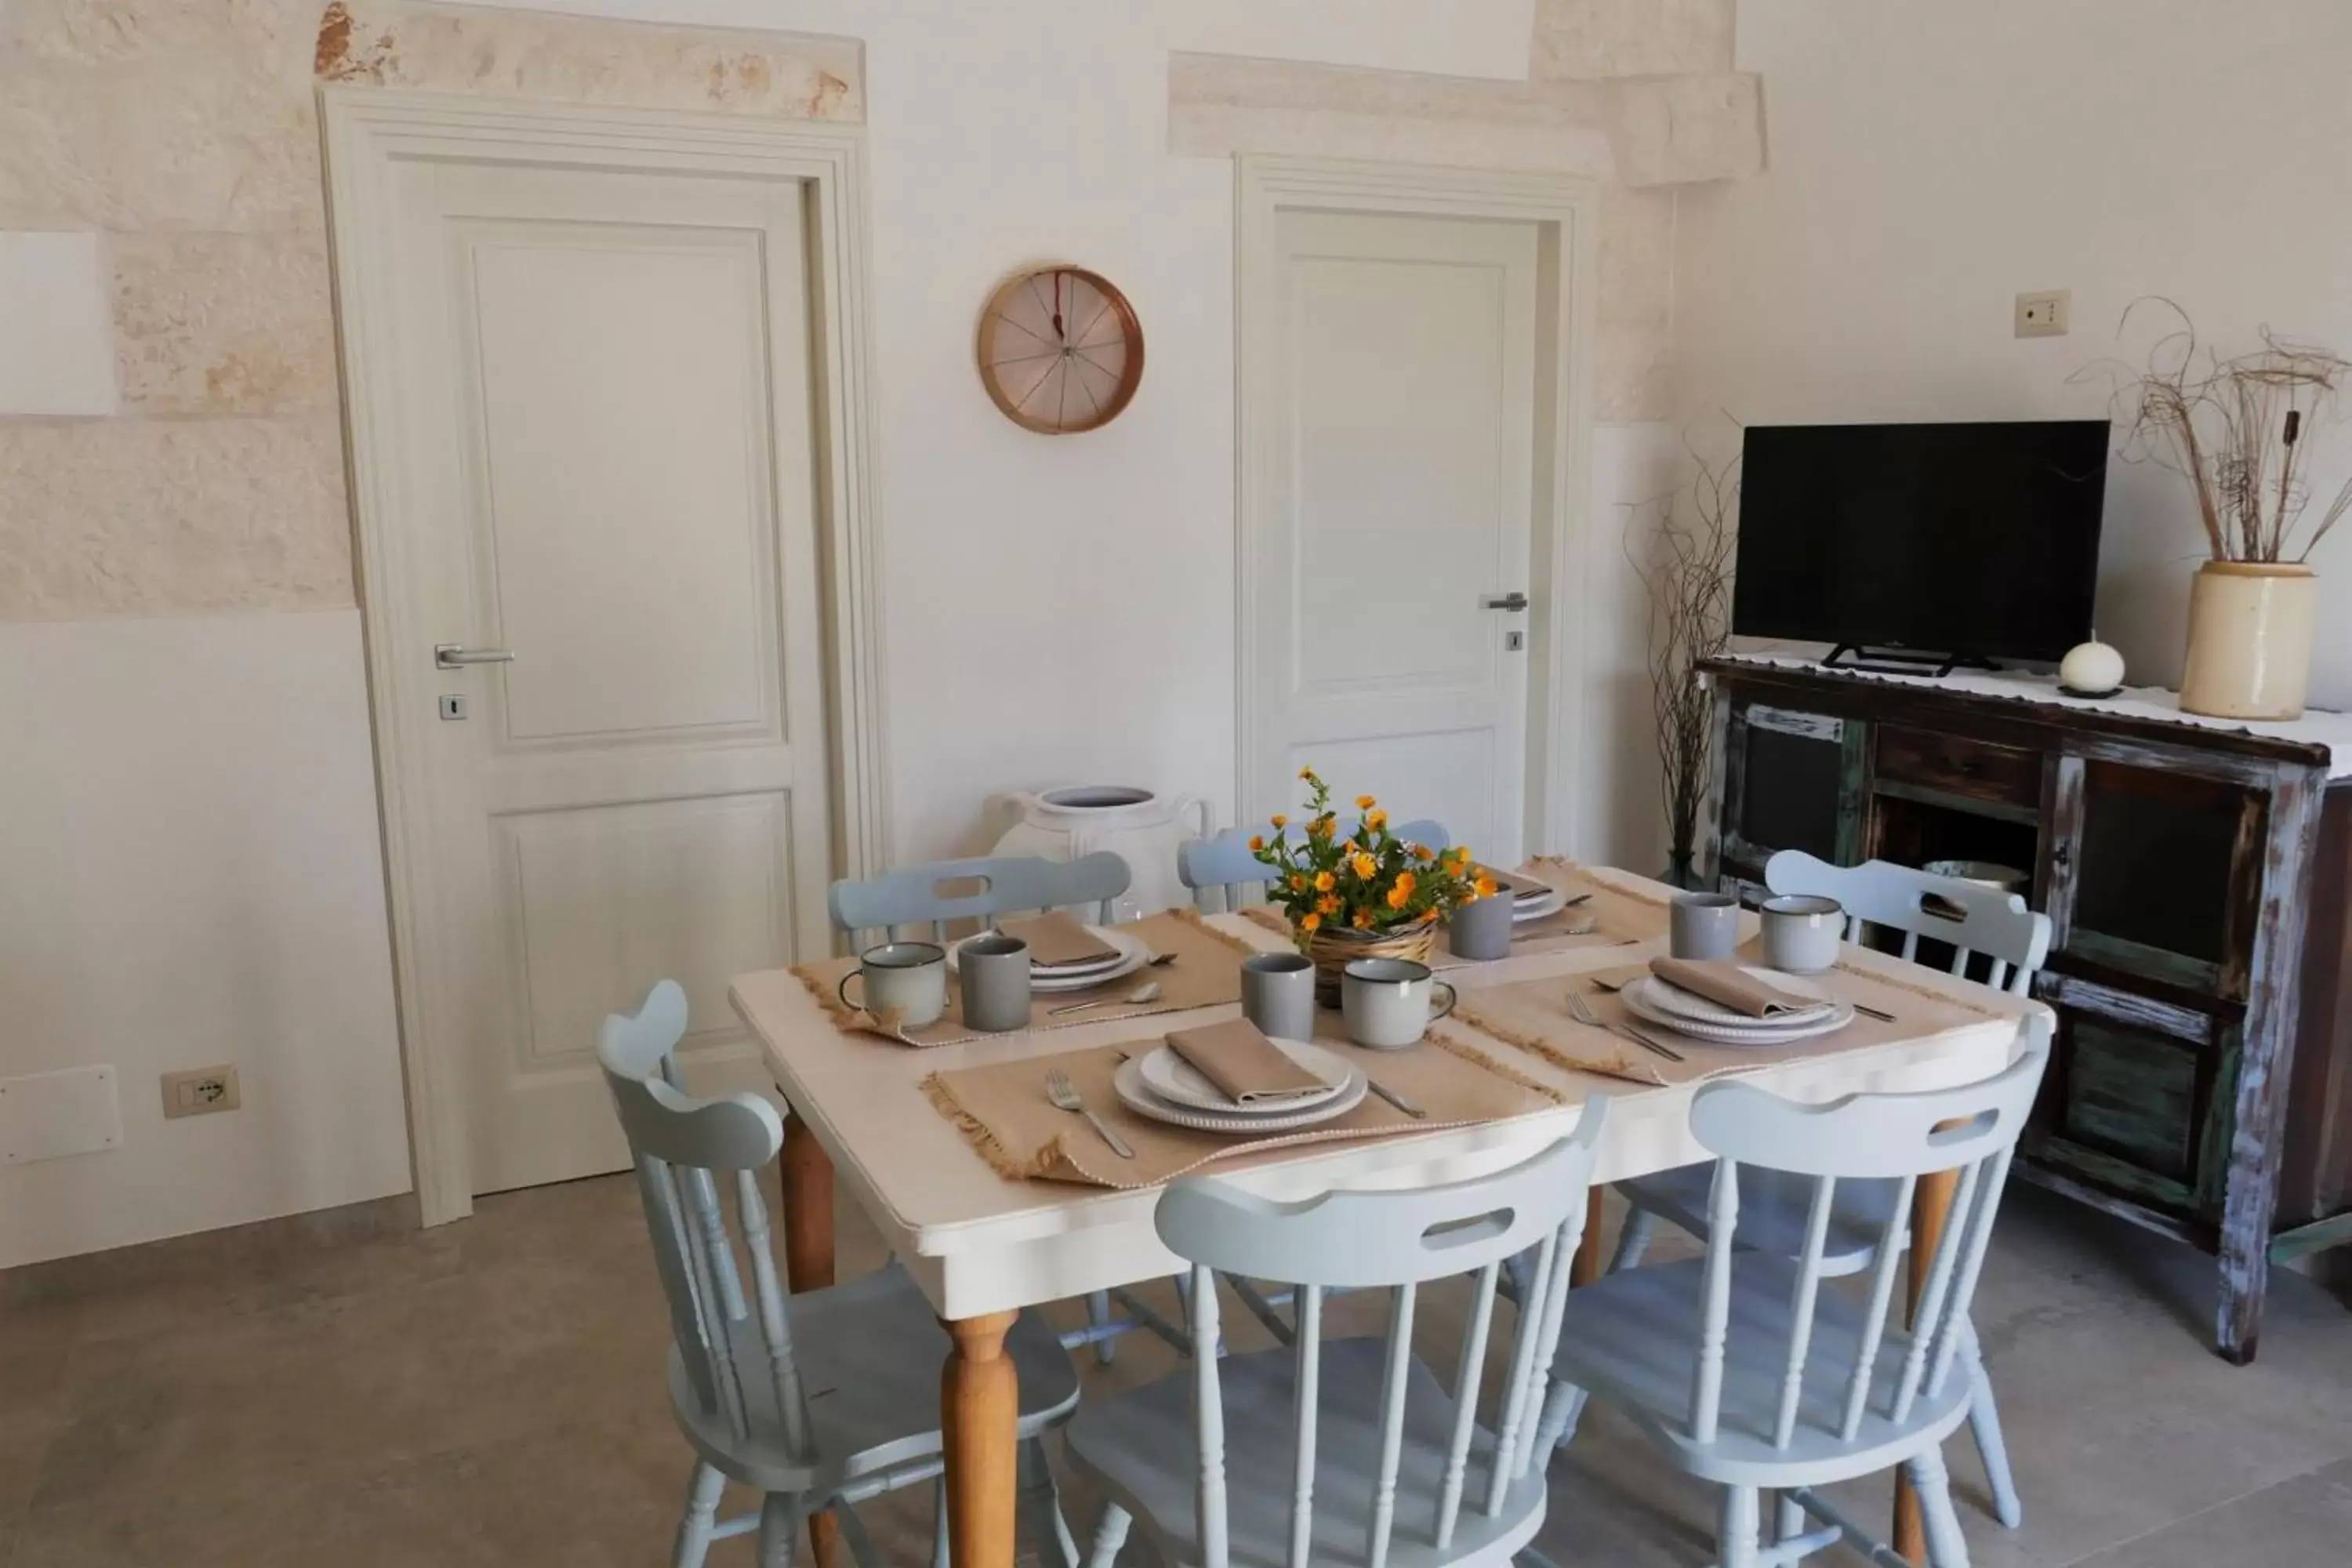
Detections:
[781, 1115, 840, 1568]
[942, 1311, 1022, 1568]
[1894, 1166, 1960, 1564]
[1572, 1185, 1609, 1287]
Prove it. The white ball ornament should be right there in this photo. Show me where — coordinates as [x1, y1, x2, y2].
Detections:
[2059, 636, 2125, 698]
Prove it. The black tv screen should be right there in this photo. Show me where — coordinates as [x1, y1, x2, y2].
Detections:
[1731, 420, 2111, 662]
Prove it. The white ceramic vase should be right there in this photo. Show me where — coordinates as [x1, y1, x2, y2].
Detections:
[2178, 561, 2318, 720]
[992, 786, 1211, 916]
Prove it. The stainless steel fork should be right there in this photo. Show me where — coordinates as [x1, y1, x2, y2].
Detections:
[1045, 1069, 1134, 1157]
[1566, 989, 1685, 1062]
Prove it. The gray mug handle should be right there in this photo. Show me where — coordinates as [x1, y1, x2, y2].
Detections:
[837, 971, 864, 1012]
[1431, 981, 1457, 1022]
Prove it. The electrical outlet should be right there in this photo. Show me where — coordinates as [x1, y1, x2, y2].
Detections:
[161, 1065, 240, 1120]
[2015, 289, 2071, 338]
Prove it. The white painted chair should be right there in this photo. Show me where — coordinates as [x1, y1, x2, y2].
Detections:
[1066, 1104, 1610, 1568]
[829, 850, 1133, 949]
[1178, 819, 1450, 915]
[1586, 852, 2053, 1530]
[600, 982, 1084, 1568]
[1547, 1020, 2051, 1568]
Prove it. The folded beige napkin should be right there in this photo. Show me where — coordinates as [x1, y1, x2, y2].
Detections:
[1164, 1019, 1327, 1105]
[1650, 956, 1827, 1018]
[996, 912, 1118, 969]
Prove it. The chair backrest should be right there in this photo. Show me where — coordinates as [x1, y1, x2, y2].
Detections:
[827, 850, 1132, 949]
[1679, 1015, 2051, 1457]
[1153, 1105, 1609, 1568]
[1178, 818, 1450, 916]
[1764, 850, 2053, 996]
[599, 981, 815, 1489]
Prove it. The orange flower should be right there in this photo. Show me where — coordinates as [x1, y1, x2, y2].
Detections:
[1417, 906, 1440, 924]
[1300, 911, 1322, 932]
[1386, 884, 1410, 910]
[1355, 793, 1377, 810]
[1298, 766, 1316, 780]
[1475, 874, 1499, 899]
[1308, 815, 1335, 840]
[1352, 909, 1374, 929]
[1313, 870, 1335, 892]
[1289, 873, 1307, 891]
[1366, 808, 1388, 831]
[1411, 843, 1436, 862]
[1270, 813, 1287, 829]
[1395, 871, 1417, 896]
[1248, 834, 1265, 851]
[1317, 893, 1340, 915]
[1450, 846, 1474, 869]
[1350, 851, 1377, 880]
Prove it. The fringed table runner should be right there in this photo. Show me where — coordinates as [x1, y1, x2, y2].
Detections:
[1436, 955, 2007, 1089]
[1240, 858, 1664, 967]
[790, 909, 1254, 1048]
[921, 1013, 1569, 1190]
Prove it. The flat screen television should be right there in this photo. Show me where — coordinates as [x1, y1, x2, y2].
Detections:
[1731, 419, 2111, 665]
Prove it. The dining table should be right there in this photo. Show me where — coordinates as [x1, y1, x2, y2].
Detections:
[730, 865, 2049, 1568]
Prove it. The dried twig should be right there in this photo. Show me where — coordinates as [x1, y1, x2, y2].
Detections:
[2076, 298, 2352, 563]
[1625, 429, 1739, 881]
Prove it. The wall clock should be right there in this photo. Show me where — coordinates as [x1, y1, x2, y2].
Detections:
[975, 264, 1144, 434]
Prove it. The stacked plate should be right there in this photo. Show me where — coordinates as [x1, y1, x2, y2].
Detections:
[1484, 867, 1570, 924]
[945, 926, 1149, 993]
[1619, 966, 1853, 1047]
[1112, 1038, 1367, 1134]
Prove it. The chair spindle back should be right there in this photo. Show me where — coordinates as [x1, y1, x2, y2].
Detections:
[828, 849, 1132, 950]
[1153, 1105, 1609, 1568]
[1764, 850, 2053, 996]
[599, 981, 817, 1488]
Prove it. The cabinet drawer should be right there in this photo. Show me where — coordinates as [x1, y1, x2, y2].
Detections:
[1875, 724, 2042, 809]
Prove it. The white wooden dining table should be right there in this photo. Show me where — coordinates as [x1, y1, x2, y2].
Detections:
[730, 866, 2048, 1568]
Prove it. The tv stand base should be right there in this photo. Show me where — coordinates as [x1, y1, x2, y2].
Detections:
[1820, 645, 2002, 679]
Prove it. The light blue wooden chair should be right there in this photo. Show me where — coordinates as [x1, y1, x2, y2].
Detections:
[1544, 1019, 2051, 1568]
[1179, 819, 1450, 915]
[828, 850, 1133, 949]
[1586, 851, 2053, 1530]
[600, 982, 1084, 1567]
[1067, 1105, 1610, 1568]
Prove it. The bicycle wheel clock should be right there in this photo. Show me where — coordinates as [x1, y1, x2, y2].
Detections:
[974, 264, 1144, 434]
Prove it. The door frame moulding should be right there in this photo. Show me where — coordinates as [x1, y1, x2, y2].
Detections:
[321, 88, 894, 1226]
[1232, 154, 1601, 855]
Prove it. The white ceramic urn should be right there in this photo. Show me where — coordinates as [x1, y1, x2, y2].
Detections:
[992, 786, 1212, 916]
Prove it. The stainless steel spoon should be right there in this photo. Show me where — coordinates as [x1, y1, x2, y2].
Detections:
[1047, 982, 1163, 1016]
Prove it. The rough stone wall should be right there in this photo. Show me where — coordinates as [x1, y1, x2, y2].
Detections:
[0, 0, 862, 622]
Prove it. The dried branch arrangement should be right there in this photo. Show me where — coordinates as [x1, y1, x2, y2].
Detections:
[1627, 435, 1739, 885]
[2083, 299, 2352, 563]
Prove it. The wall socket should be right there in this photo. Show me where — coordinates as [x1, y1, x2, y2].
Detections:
[161, 1065, 241, 1120]
[2015, 289, 2071, 338]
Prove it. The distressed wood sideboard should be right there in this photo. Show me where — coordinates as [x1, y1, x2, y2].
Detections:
[1700, 656, 2352, 1363]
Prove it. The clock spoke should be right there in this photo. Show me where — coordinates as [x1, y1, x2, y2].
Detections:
[989, 310, 1057, 350]
[1012, 354, 1062, 412]
[1073, 296, 1118, 349]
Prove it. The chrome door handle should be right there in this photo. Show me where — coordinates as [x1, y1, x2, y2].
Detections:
[1482, 592, 1530, 612]
[434, 644, 515, 669]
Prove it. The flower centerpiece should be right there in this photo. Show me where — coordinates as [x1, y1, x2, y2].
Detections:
[1249, 768, 1490, 1000]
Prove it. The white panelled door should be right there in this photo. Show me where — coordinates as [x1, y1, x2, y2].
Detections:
[387, 160, 834, 1195]
[1251, 210, 1539, 862]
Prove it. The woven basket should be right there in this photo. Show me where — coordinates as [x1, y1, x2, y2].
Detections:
[1301, 921, 1438, 1006]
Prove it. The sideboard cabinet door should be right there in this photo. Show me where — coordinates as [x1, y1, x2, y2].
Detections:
[1719, 702, 1867, 880]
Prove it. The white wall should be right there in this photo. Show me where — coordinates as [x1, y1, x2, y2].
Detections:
[0, 612, 412, 1266]
[1674, 0, 2352, 706]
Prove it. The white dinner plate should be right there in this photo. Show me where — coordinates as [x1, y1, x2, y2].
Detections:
[1136, 1037, 1353, 1115]
[1622, 977, 1853, 1046]
[1113, 1055, 1368, 1134]
[1512, 885, 1570, 924]
[1640, 965, 1836, 1026]
[946, 925, 1148, 993]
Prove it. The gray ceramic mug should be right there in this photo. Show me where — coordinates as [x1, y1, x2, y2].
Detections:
[1446, 891, 1515, 962]
[838, 941, 949, 1026]
[1669, 891, 1740, 960]
[958, 935, 1032, 1033]
[1759, 895, 1845, 974]
[1241, 951, 1316, 1041]
[1341, 956, 1458, 1051]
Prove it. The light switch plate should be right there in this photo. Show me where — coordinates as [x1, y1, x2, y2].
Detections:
[0, 1065, 124, 1163]
[162, 1065, 241, 1119]
[2015, 289, 2071, 338]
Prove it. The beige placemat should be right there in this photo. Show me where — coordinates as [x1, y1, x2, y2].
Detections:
[1441, 956, 2006, 1089]
[792, 909, 1255, 1048]
[921, 1011, 1570, 1189]
[1241, 858, 1664, 967]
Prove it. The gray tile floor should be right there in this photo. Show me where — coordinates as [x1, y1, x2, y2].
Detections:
[2, 1176, 2347, 1566]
